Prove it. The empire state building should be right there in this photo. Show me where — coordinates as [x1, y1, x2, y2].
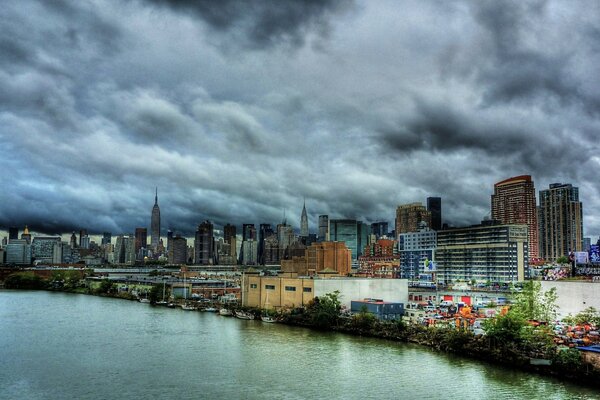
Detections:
[151, 188, 161, 252]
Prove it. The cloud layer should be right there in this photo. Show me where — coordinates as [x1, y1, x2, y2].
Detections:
[1, 0, 599, 239]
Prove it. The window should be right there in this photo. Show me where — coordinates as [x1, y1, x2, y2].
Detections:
[250, 284, 257, 289]
[285, 286, 296, 292]
[265, 285, 275, 290]
[303, 287, 312, 293]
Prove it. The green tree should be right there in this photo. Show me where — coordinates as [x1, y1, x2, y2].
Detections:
[97, 279, 115, 294]
[307, 291, 342, 328]
[483, 309, 527, 343]
[570, 307, 600, 326]
[4, 272, 46, 289]
[512, 280, 558, 322]
[148, 283, 170, 304]
[556, 255, 569, 264]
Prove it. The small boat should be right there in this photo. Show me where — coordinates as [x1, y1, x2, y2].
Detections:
[235, 311, 255, 320]
[181, 304, 196, 311]
[167, 303, 176, 308]
[155, 301, 168, 306]
[260, 315, 277, 323]
[219, 308, 233, 316]
[204, 307, 217, 312]
[139, 298, 151, 304]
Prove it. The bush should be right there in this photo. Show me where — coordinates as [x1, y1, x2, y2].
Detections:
[4, 272, 47, 289]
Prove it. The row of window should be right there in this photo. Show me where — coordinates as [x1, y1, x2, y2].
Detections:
[249, 283, 311, 292]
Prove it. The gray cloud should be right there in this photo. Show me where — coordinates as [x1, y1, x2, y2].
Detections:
[0, 0, 599, 242]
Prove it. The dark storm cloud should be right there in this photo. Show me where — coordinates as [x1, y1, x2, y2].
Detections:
[143, 0, 352, 48]
[1, 0, 600, 241]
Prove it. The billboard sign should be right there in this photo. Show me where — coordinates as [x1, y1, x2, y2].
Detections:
[590, 245, 600, 264]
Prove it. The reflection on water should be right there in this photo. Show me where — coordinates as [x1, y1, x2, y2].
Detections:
[0, 291, 598, 400]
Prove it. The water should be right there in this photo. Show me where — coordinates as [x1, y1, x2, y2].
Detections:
[0, 291, 598, 400]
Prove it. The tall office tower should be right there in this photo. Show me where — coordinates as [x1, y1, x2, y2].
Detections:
[263, 235, 280, 264]
[5, 239, 32, 265]
[276, 222, 295, 260]
[427, 197, 442, 231]
[70, 232, 77, 248]
[21, 225, 32, 244]
[242, 240, 258, 265]
[491, 175, 539, 259]
[80, 236, 91, 250]
[395, 203, 431, 235]
[168, 235, 187, 265]
[134, 227, 148, 256]
[79, 229, 87, 247]
[370, 221, 389, 238]
[150, 188, 161, 252]
[242, 224, 256, 241]
[101, 232, 112, 246]
[194, 220, 214, 265]
[258, 224, 273, 265]
[318, 215, 329, 242]
[584, 237, 592, 252]
[223, 224, 237, 264]
[8, 227, 18, 241]
[166, 230, 174, 251]
[300, 200, 309, 238]
[114, 235, 135, 265]
[329, 219, 368, 260]
[538, 183, 583, 261]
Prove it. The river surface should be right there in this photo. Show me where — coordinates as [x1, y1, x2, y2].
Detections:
[1, 291, 598, 400]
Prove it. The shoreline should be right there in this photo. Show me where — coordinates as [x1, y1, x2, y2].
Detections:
[3, 286, 600, 389]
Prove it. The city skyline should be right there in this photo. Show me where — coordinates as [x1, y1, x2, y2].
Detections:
[1, 1, 599, 239]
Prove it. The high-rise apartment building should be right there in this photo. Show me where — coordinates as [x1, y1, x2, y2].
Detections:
[300, 201, 309, 238]
[150, 188, 161, 252]
[436, 222, 528, 283]
[427, 197, 442, 231]
[395, 203, 431, 235]
[318, 215, 329, 241]
[399, 227, 437, 280]
[223, 223, 237, 264]
[194, 221, 214, 265]
[168, 235, 187, 265]
[258, 223, 273, 265]
[114, 235, 135, 265]
[491, 175, 539, 260]
[370, 221, 389, 238]
[538, 183, 583, 261]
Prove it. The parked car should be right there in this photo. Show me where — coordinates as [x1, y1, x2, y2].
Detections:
[439, 300, 453, 307]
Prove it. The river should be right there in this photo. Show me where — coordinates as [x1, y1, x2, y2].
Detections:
[0, 291, 598, 399]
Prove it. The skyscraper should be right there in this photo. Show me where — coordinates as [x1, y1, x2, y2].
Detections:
[318, 215, 329, 242]
[151, 188, 161, 252]
[8, 227, 18, 241]
[329, 219, 368, 259]
[134, 227, 148, 257]
[395, 203, 431, 235]
[258, 223, 273, 265]
[370, 221, 389, 238]
[427, 197, 442, 231]
[224, 224, 237, 264]
[194, 220, 214, 265]
[300, 200, 309, 237]
[101, 232, 112, 246]
[538, 183, 583, 261]
[491, 175, 538, 259]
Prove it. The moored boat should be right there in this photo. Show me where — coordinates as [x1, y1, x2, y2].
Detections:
[219, 308, 233, 316]
[234, 311, 255, 320]
[181, 304, 196, 311]
[204, 307, 217, 312]
[260, 315, 277, 323]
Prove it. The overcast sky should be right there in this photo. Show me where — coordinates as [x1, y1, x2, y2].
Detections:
[1, 0, 599, 239]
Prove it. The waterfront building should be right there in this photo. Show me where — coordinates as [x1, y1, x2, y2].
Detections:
[194, 221, 214, 265]
[436, 222, 528, 283]
[491, 175, 539, 260]
[328, 219, 368, 259]
[114, 235, 135, 265]
[538, 183, 583, 261]
[168, 235, 187, 265]
[427, 197, 442, 231]
[242, 275, 408, 310]
[150, 188, 161, 252]
[370, 222, 389, 239]
[350, 300, 404, 321]
[395, 203, 431, 235]
[134, 227, 147, 258]
[5, 239, 32, 265]
[318, 215, 329, 241]
[398, 226, 437, 280]
[31, 236, 62, 264]
[8, 227, 18, 241]
[300, 200, 309, 238]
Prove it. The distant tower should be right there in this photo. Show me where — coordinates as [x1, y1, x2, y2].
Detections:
[427, 197, 442, 231]
[318, 215, 329, 241]
[151, 187, 161, 252]
[300, 200, 309, 237]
